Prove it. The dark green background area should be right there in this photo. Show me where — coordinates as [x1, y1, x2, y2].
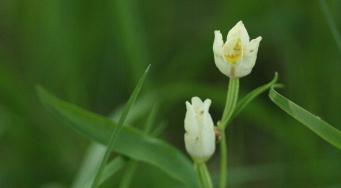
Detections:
[0, 0, 340, 187]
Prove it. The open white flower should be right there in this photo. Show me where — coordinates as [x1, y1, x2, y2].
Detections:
[184, 97, 215, 163]
[213, 21, 262, 78]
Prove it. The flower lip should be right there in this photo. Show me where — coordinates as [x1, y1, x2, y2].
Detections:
[223, 38, 243, 63]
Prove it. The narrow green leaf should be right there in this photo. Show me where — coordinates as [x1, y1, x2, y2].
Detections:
[231, 73, 279, 121]
[71, 143, 106, 188]
[269, 88, 341, 150]
[144, 103, 159, 134]
[36, 86, 198, 187]
[118, 104, 160, 188]
[100, 157, 126, 184]
[118, 161, 138, 188]
[92, 65, 150, 188]
[71, 143, 126, 188]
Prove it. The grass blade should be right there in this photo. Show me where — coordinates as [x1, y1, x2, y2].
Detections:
[71, 143, 106, 188]
[91, 65, 151, 188]
[118, 161, 138, 188]
[72, 143, 126, 188]
[118, 104, 159, 188]
[36, 86, 198, 187]
[100, 157, 126, 184]
[269, 88, 341, 149]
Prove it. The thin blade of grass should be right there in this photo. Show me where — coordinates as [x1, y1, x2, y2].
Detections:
[100, 157, 126, 184]
[269, 87, 341, 149]
[91, 65, 151, 188]
[71, 143, 106, 188]
[72, 146, 126, 188]
[144, 103, 159, 134]
[118, 104, 160, 188]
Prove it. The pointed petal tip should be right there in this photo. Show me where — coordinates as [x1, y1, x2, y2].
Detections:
[214, 30, 223, 39]
[236, 20, 245, 28]
[185, 101, 191, 107]
[204, 99, 212, 109]
[214, 30, 221, 34]
[191, 96, 201, 102]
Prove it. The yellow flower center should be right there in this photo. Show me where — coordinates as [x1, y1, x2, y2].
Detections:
[223, 38, 243, 64]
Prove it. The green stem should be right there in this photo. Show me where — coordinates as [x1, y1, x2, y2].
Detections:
[195, 162, 213, 188]
[219, 78, 239, 188]
[221, 79, 239, 129]
[219, 132, 227, 188]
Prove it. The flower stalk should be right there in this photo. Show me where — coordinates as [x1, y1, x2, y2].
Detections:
[218, 78, 239, 188]
[195, 162, 213, 188]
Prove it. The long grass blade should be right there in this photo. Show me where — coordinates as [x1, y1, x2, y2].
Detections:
[118, 104, 160, 188]
[91, 65, 151, 188]
[100, 157, 126, 184]
[269, 88, 341, 149]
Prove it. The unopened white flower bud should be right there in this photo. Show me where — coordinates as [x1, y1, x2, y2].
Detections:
[184, 97, 216, 163]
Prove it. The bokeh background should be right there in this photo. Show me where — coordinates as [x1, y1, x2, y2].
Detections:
[0, 0, 341, 187]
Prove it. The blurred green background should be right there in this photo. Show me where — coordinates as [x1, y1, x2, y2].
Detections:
[1, 0, 341, 187]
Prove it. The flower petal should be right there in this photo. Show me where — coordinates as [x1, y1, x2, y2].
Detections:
[184, 101, 198, 135]
[226, 21, 250, 48]
[235, 36, 262, 77]
[213, 30, 232, 77]
[213, 30, 224, 56]
[191, 96, 203, 110]
[201, 107, 215, 158]
[203, 99, 212, 111]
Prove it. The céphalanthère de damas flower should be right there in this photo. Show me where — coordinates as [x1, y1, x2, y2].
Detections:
[213, 21, 262, 78]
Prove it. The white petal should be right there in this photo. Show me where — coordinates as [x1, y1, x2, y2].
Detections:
[213, 31, 232, 77]
[235, 36, 262, 78]
[203, 99, 212, 111]
[226, 21, 250, 48]
[214, 53, 232, 77]
[247, 36, 262, 56]
[191, 96, 203, 110]
[213, 30, 224, 56]
[184, 101, 198, 135]
[200, 110, 215, 159]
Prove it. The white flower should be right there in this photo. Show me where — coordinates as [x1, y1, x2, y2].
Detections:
[184, 97, 215, 163]
[213, 21, 262, 78]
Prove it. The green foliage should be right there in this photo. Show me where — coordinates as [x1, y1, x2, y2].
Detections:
[1, 0, 341, 187]
[36, 86, 198, 187]
[91, 65, 150, 188]
[269, 88, 341, 150]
